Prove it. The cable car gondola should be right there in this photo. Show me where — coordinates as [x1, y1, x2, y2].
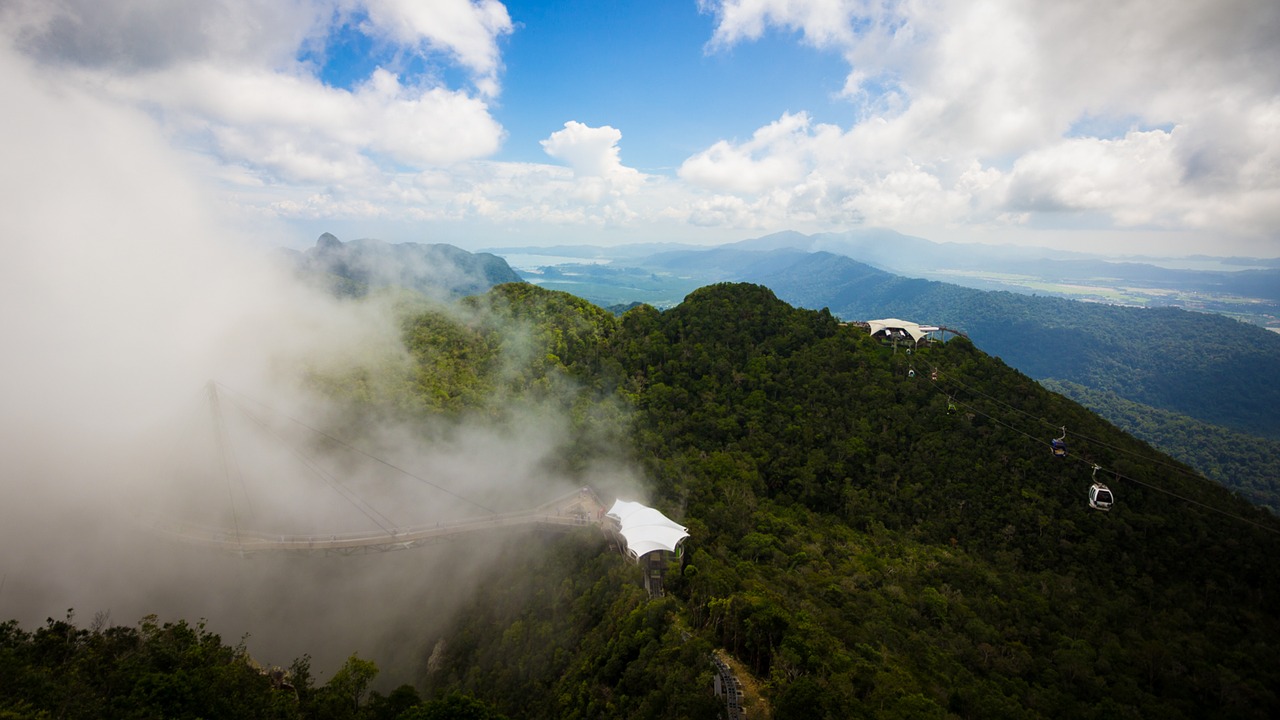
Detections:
[1088, 465, 1114, 511]
[1051, 427, 1067, 457]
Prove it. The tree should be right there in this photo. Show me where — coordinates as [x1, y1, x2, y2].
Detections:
[400, 693, 508, 720]
[314, 653, 378, 719]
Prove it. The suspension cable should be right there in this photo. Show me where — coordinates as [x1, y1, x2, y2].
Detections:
[220, 391, 400, 535]
[207, 383, 243, 543]
[214, 382, 497, 515]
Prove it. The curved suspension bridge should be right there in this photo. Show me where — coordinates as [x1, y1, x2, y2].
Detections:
[155, 486, 607, 557]
[156, 382, 754, 717]
[156, 382, 614, 557]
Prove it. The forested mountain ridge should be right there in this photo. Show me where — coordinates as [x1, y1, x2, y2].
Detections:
[599, 244, 1280, 438]
[742, 251, 1280, 439]
[584, 247, 1278, 511]
[6, 283, 1279, 718]
[423, 283, 1280, 718]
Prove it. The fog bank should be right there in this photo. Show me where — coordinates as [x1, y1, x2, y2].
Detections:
[0, 39, 628, 681]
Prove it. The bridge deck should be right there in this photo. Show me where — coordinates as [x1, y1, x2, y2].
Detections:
[154, 487, 607, 556]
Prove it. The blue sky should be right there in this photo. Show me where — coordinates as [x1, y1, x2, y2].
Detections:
[491, 1, 852, 171]
[303, 1, 854, 171]
[3, 0, 1279, 257]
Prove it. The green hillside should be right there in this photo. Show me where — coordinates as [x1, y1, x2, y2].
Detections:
[424, 284, 1280, 718]
[746, 252, 1280, 439]
[5, 283, 1278, 719]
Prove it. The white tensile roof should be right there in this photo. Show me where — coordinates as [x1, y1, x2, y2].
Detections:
[607, 499, 689, 560]
[867, 318, 928, 343]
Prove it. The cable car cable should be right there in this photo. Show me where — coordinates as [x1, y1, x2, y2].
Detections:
[924, 371, 1280, 534]
[926, 363, 1209, 484]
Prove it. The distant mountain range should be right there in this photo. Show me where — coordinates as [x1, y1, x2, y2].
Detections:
[495, 228, 1280, 312]
[492, 233, 1280, 429]
[724, 228, 1280, 298]
[740, 251, 1280, 434]
[282, 233, 522, 299]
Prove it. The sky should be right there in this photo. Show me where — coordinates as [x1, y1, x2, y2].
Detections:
[2, 0, 1279, 256]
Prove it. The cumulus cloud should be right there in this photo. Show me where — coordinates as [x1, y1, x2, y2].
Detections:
[360, 0, 513, 98]
[5, 0, 1275, 251]
[2, 0, 509, 187]
[105, 64, 503, 183]
[1005, 131, 1181, 217]
[702, 0, 862, 50]
[10, 0, 514, 91]
[693, 0, 1280, 243]
[541, 121, 640, 181]
[679, 112, 815, 194]
[507, 121, 646, 223]
[10, 0, 325, 70]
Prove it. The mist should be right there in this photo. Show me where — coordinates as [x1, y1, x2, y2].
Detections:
[0, 40, 636, 684]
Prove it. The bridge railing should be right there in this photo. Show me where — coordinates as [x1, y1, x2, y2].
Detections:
[152, 486, 607, 555]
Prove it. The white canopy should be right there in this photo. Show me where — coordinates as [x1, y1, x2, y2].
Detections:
[607, 499, 689, 561]
[867, 318, 927, 343]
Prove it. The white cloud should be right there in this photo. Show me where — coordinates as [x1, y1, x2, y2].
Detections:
[687, 194, 758, 228]
[678, 112, 814, 194]
[703, 0, 863, 50]
[844, 160, 976, 229]
[541, 121, 640, 181]
[8, 0, 327, 70]
[674, 109, 988, 229]
[257, 152, 673, 234]
[9, 0, 514, 92]
[4, 0, 1276, 252]
[1005, 131, 1181, 220]
[360, 0, 513, 97]
[693, 0, 1280, 244]
[98, 63, 504, 183]
[3, 0, 509, 187]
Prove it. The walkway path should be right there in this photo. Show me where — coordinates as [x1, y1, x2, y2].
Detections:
[153, 487, 606, 557]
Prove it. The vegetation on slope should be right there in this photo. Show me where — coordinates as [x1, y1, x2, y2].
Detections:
[0, 612, 498, 720]
[749, 252, 1280, 440]
[420, 283, 1280, 718]
[6, 282, 1279, 719]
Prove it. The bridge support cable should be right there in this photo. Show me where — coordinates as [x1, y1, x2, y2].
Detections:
[207, 382, 246, 544]
[922, 366, 1280, 535]
[213, 382, 497, 516]
[167, 383, 618, 554]
[213, 386, 400, 536]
